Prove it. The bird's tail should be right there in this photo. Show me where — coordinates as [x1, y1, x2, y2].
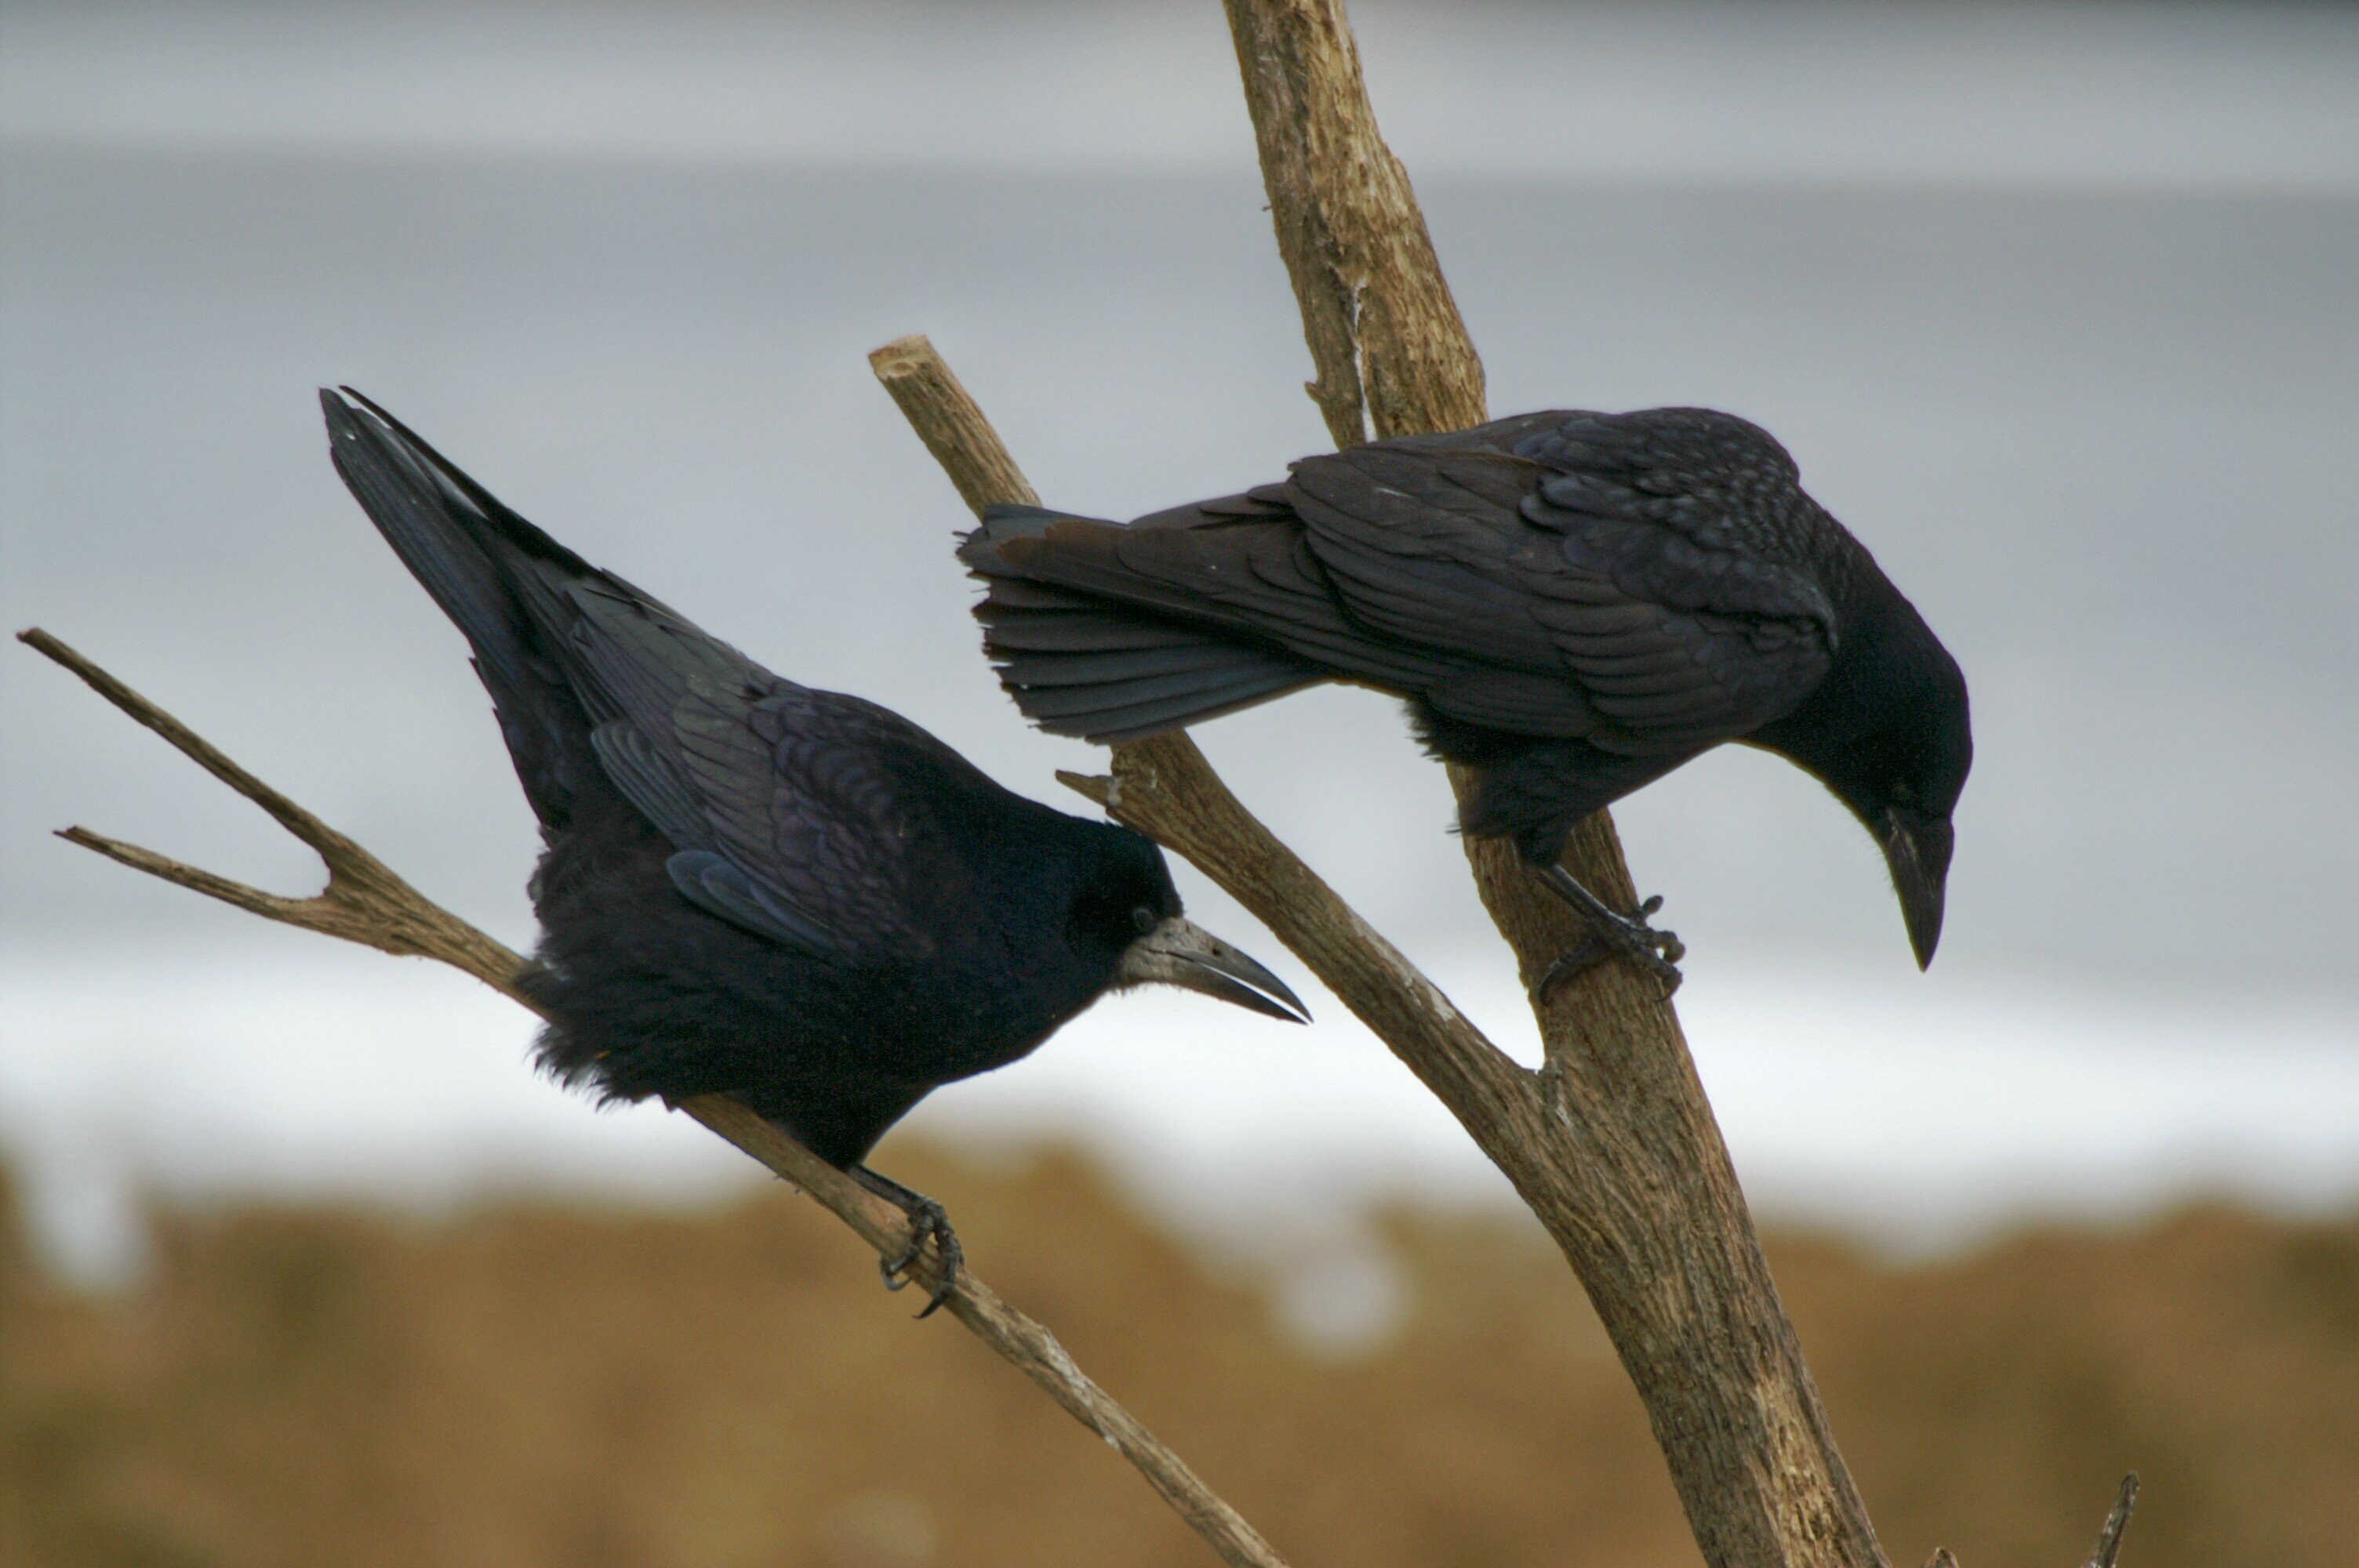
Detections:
[320, 387, 598, 826]
[958, 505, 1318, 743]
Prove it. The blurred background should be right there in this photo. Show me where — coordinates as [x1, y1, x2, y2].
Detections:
[2, 1, 2355, 1563]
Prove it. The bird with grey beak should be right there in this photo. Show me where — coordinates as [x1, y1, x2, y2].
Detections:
[322, 388, 1307, 1314]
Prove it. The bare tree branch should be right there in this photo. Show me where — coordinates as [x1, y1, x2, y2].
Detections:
[868, 336, 1042, 514]
[877, 308, 1870, 1562]
[16, 626, 1290, 1568]
[867, 2, 1881, 1560]
[874, 338, 1530, 1138]
[1218, 4, 1908, 1566]
[1220, 0, 1485, 448]
[888, 2, 2026, 1563]
[2082, 1475, 2139, 1568]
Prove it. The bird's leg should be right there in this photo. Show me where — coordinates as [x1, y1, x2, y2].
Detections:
[849, 1163, 964, 1318]
[1533, 863, 1685, 999]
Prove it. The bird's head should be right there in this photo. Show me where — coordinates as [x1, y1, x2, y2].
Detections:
[1761, 581, 1972, 970]
[1830, 630, 1972, 971]
[1070, 827, 1309, 1022]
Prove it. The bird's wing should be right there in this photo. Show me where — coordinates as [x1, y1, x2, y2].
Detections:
[1287, 410, 1837, 754]
[327, 390, 936, 964]
[555, 582, 944, 965]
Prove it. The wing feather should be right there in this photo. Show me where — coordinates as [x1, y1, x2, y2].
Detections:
[1283, 412, 1837, 754]
[962, 408, 1838, 760]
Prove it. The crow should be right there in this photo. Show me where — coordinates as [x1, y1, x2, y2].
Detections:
[958, 408, 1971, 993]
[322, 388, 1306, 1314]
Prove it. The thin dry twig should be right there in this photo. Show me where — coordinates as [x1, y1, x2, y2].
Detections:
[1914, 1471, 2135, 1568]
[16, 625, 1289, 1568]
[874, 332, 1535, 1128]
[2082, 1474, 2139, 1568]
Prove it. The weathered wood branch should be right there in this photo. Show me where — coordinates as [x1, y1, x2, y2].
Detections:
[874, 337, 1530, 1138]
[16, 626, 1289, 1568]
[1221, 3, 1891, 1565]
[895, 5, 2131, 1566]
[878, 320, 1863, 1564]
[1221, 0, 1485, 449]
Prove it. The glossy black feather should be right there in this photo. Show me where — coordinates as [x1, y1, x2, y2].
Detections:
[324, 390, 1201, 1166]
[959, 407, 1971, 882]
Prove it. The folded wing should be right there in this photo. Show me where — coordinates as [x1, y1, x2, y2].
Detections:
[325, 389, 944, 964]
[961, 408, 1837, 755]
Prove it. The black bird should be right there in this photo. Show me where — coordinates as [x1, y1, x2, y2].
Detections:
[958, 408, 1971, 992]
[321, 388, 1306, 1312]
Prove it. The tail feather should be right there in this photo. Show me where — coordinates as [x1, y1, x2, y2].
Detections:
[977, 607, 1219, 655]
[960, 504, 1318, 742]
[321, 388, 596, 825]
[995, 660, 1311, 735]
[332, 387, 601, 579]
[978, 642, 1263, 688]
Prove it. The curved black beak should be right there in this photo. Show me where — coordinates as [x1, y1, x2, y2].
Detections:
[1117, 916, 1310, 1023]
[1881, 810, 1954, 970]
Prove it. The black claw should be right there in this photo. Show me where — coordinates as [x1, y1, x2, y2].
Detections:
[852, 1166, 964, 1318]
[1538, 935, 1608, 1000]
[1533, 865, 1685, 999]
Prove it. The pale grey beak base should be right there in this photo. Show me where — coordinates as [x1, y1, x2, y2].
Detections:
[1115, 916, 1310, 1023]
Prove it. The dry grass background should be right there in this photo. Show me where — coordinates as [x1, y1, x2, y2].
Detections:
[2, 1142, 2353, 1568]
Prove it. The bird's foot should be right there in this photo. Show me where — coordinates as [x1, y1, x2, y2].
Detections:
[851, 1166, 964, 1318]
[881, 1197, 963, 1319]
[1534, 866, 1685, 1000]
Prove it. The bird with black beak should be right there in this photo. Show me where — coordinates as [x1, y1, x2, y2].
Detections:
[322, 389, 1306, 1315]
[960, 406, 1970, 992]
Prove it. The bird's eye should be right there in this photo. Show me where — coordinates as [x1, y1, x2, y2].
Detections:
[1132, 906, 1158, 935]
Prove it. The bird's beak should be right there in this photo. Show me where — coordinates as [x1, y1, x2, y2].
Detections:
[1881, 810, 1954, 971]
[1117, 916, 1310, 1023]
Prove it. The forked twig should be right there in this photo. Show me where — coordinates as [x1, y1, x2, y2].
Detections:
[16, 626, 1289, 1568]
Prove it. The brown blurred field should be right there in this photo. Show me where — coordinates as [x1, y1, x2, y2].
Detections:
[3, 1144, 2353, 1568]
